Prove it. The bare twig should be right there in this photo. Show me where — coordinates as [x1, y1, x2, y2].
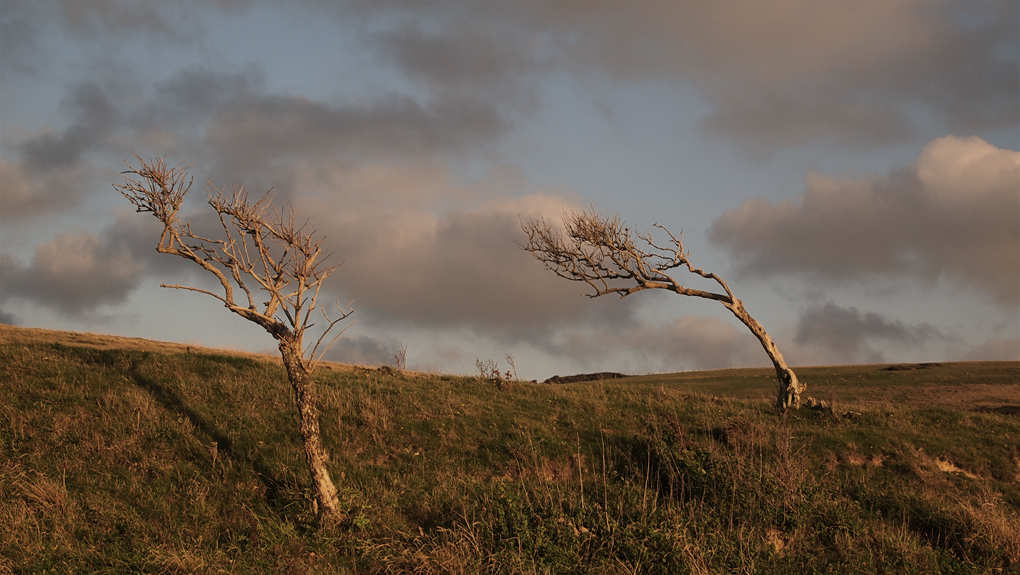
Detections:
[393, 344, 408, 371]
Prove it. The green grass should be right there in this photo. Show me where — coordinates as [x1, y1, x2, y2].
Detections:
[1, 333, 1018, 574]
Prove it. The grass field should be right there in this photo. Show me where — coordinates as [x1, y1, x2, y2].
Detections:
[1, 324, 1018, 574]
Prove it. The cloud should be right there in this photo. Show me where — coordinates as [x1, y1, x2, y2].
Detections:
[961, 338, 1020, 361]
[19, 82, 118, 172]
[101, 156, 595, 336]
[0, 229, 143, 315]
[58, 0, 183, 37]
[540, 1, 1018, 151]
[9, 1, 1017, 164]
[55, 0, 248, 44]
[0, 1, 49, 75]
[363, 1, 1010, 153]
[304, 183, 590, 332]
[137, 65, 265, 141]
[0, 160, 106, 228]
[372, 21, 543, 99]
[709, 136, 1020, 305]
[793, 302, 944, 364]
[550, 315, 768, 374]
[702, 94, 913, 150]
[204, 92, 506, 176]
[322, 333, 400, 367]
[100, 209, 202, 280]
[293, 2, 1019, 153]
[0, 309, 20, 326]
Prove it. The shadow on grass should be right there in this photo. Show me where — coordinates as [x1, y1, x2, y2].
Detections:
[126, 361, 298, 514]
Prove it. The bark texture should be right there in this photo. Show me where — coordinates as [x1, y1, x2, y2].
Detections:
[279, 341, 341, 520]
[723, 298, 802, 409]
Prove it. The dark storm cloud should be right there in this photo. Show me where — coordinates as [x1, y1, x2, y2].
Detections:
[456, 0, 1018, 152]
[205, 93, 505, 172]
[56, 0, 248, 43]
[0, 1, 48, 75]
[143, 65, 265, 132]
[372, 20, 544, 98]
[794, 302, 943, 362]
[690, 0, 1020, 150]
[0, 229, 143, 315]
[709, 136, 1020, 305]
[4, 66, 262, 223]
[19, 82, 118, 172]
[0, 196, 207, 319]
[59, 0, 177, 36]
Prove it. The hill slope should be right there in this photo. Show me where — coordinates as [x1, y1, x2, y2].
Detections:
[1, 326, 1018, 574]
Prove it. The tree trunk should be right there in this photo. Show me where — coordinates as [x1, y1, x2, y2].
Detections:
[278, 340, 342, 523]
[723, 298, 803, 409]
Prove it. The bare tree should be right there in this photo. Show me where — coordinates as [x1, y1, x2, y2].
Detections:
[521, 210, 803, 409]
[115, 156, 352, 524]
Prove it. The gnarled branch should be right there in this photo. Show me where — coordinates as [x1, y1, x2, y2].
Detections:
[521, 209, 803, 409]
[114, 157, 352, 367]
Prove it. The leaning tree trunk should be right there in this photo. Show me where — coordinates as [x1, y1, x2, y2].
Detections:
[278, 340, 342, 522]
[723, 298, 803, 409]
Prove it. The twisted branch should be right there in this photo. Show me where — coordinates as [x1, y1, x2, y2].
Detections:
[521, 209, 803, 409]
[115, 156, 352, 370]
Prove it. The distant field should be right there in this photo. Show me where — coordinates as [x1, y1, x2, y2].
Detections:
[1, 325, 1018, 574]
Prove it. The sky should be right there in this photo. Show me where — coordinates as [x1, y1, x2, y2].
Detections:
[1, 1, 1018, 381]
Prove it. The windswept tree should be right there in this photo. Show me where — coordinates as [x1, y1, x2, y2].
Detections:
[522, 210, 803, 409]
[116, 156, 352, 524]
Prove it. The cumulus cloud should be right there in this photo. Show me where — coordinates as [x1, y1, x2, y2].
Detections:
[304, 182, 590, 331]
[0, 229, 143, 315]
[550, 315, 768, 374]
[709, 136, 1020, 305]
[793, 302, 944, 364]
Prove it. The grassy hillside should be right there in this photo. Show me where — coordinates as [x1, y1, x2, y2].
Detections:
[1, 325, 1018, 574]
